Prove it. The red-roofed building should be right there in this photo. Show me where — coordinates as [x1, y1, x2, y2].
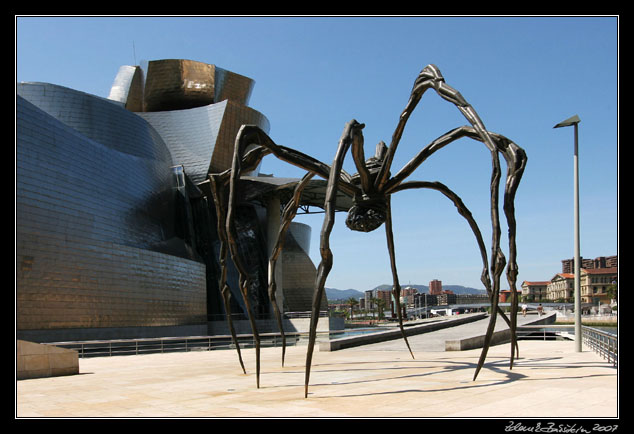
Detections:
[547, 273, 575, 302]
[521, 281, 549, 302]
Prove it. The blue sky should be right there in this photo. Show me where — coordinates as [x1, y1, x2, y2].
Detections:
[16, 16, 619, 292]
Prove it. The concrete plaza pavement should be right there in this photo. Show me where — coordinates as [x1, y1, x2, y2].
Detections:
[16, 327, 618, 418]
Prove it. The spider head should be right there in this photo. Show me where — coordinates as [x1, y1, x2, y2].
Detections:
[345, 197, 387, 233]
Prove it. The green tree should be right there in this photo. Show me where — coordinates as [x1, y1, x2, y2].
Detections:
[607, 283, 617, 301]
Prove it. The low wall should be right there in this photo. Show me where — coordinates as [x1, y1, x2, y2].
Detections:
[17, 340, 79, 380]
[555, 314, 618, 324]
[445, 312, 557, 351]
[320, 313, 487, 351]
[17, 324, 209, 343]
[207, 316, 343, 336]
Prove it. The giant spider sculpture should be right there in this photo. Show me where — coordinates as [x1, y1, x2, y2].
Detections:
[208, 64, 527, 398]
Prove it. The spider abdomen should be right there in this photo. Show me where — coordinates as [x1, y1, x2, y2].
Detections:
[345, 197, 388, 232]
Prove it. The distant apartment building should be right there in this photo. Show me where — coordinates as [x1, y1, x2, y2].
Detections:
[413, 292, 435, 306]
[376, 290, 393, 308]
[401, 287, 418, 306]
[456, 293, 489, 304]
[561, 255, 617, 274]
[413, 292, 487, 308]
[364, 288, 394, 311]
[436, 292, 457, 305]
[429, 279, 443, 295]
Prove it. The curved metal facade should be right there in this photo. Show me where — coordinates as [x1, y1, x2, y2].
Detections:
[16, 90, 206, 338]
[137, 100, 269, 184]
[281, 223, 326, 312]
[17, 82, 172, 164]
[17, 83, 180, 251]
[16, 58, 319, 342]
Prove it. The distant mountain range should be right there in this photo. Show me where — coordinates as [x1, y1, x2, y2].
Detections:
[326, 284, 486, 301]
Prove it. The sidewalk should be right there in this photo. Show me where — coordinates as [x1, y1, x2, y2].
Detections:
[16, 338, 618, 418]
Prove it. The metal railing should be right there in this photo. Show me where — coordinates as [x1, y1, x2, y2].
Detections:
[45, 330, 333, 358]
[582, 326, 618, 366]
[206, 311, 328, 322]
[516, 325, 574, 341]
[517, 325, 617, 366]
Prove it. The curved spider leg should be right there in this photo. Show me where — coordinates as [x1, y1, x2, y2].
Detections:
[226, 137, 269, 389]
[235, 125, 360, 197]
[385, 126, 520, 328]
[498, 136, 528, 365]
[350, 120, 374, 195]
[349, 118, 413, 358]
[385, 125, 526, 378]
[374, 68, 510, 368]
[268, 172, 316, 367]
[391, 180, 516, 354]
[384, 195, 415, 359]
[375, 65, 498, 193]
[412, 71, 509, 359]
[304, 120, 365, 398]
[225, 124, 360, 391]
[208, 173, 247, 375]
[392, 180, 490, 296]
[376, 66, 506, 286]
[467, 133, 527, 374]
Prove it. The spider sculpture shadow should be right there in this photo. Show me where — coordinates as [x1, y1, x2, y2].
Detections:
[208, 64, 527, 398]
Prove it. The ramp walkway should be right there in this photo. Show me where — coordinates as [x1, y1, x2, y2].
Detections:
[324, 312, 554, 353]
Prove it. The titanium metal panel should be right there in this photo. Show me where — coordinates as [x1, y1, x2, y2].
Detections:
[108, 65, 144, 112]
[137, 101, 227, 184]
[139, 100, 270, 183]
[17, 82, 172, 163]
[214, 66, 255, 105]
[16, 95, 206, 332]
[144, 59, 216, 112]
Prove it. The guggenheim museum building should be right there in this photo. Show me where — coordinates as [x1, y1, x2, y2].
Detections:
[16, 59, 331, 343]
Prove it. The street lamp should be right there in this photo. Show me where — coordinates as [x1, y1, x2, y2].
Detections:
[553, 114, 582, 352]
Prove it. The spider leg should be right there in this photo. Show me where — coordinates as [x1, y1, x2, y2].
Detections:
[378, 69, 509, 323]
[268, 172, 316, 367]
[234, 125, 361, 197]
[471, 137, 526, 378]
[472, 135, 527, 376]
[392, 180, 490, 291]
[304, 120, 365, 398]
[226, 135, 268, 389]
[387, 126, 526, 378]
[208, 174, 247, 375]
[221, 125, 361, 388]
[375, 65, 499, 192]
[391, 180, 516, 364]
[373, 66, 512, 376]
[500, 140, 528, 365]
[384, 196, 415, 359]
[385, 126, 482, 193]
[350, 123, 374, 194]
[378, 72, 510, 360]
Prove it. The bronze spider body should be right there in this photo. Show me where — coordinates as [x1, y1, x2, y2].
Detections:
[208, 64, 527, 397]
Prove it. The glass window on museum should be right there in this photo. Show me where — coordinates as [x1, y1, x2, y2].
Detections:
[172, 165, 185, 188]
